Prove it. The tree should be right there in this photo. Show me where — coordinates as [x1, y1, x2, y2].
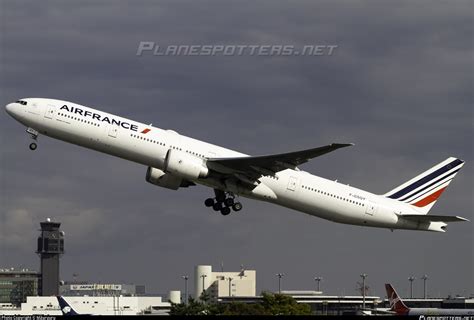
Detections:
[260, 292, 312, 315]
[219, 301, 267, 315]
[169, 292, 312, 316]
[169, 297, 211, 315]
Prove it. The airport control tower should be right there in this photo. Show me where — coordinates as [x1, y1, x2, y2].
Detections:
[36, 218, 64, 296]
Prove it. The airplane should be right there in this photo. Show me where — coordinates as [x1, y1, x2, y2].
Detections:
[5, 98, 469, 232]
[57, 296, 90, 316]
[385, 283, 474, 316]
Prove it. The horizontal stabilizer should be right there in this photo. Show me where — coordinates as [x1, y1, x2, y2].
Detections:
[401, 214, 469, 222]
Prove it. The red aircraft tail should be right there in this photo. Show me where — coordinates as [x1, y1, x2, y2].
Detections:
[385, 283, 410, 315]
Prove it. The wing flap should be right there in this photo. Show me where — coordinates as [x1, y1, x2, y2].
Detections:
[207, 143, 353, 178]
[401, 214, 469, 222]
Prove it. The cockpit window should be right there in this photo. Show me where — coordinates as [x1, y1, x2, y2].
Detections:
[15, 100, 28, 105]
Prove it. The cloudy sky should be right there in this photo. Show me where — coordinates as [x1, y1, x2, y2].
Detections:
[1, 1, 472, 298]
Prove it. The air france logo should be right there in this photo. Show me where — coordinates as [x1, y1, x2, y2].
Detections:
[60, 105, 139, 132]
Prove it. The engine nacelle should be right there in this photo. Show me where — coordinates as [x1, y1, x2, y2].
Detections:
[164, 149, 209, 180]
[146, 167, 183, 190]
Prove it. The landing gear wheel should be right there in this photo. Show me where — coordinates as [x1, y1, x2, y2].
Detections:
[208, 189, 242, 214]
[220, 207, 231, 216]
[29, 142, 37, 151]
[213, 202, 223, 211]
[204, 198, 215, 207]
[232, 202, 243, 212]
[216, 193, 226, 203]
[224, 198, 234, 207]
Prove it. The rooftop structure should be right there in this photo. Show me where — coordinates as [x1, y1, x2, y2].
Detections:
[194, 265, 256, 301]
[60, 283, 146, 296]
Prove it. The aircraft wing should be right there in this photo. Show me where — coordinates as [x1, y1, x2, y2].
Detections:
[206, 143, 353, 181]
[401, 215, 469, 222]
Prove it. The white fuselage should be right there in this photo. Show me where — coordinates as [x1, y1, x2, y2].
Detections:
[5, 98, 444, 231]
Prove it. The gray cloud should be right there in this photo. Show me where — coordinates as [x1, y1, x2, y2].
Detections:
[1, 0, 472, 298]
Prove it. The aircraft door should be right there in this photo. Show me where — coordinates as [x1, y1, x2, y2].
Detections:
[365, 201, 377, 216]
[287, 176, 298, 191]
[108, 125, 118, 138]
[44, 104, 56, 119]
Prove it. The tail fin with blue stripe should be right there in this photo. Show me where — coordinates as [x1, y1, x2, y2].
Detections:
[384, 157, 465, 214]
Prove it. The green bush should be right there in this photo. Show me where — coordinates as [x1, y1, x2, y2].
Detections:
[170, 292, 312, 316]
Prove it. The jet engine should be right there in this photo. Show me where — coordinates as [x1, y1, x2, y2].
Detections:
[164, 149, 209, 180]
[145, 167, 183, 190]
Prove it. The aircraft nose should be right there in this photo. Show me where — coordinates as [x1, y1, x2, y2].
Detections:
[5, 103, 15, 115]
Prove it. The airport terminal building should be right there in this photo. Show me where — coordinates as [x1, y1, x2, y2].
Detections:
[0, 268, 40, 307]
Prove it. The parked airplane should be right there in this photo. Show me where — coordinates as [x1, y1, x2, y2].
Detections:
[385, 284, 474, 316]
[5, 98, 469, 232]
[57, 296, 90, 316]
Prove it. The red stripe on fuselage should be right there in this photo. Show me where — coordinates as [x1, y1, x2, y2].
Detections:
[412, 187, 447, 207]
[141, 128, 151, 134]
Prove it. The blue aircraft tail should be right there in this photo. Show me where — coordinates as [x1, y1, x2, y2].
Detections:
[57, 296, 80, 316]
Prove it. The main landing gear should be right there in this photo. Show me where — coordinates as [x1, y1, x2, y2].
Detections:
[204, 189, 243, 216]
[26, 127, 39, 151]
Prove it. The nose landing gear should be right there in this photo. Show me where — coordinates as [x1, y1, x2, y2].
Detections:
[204, 189, 243, 215]
[26, 127, 39, 151]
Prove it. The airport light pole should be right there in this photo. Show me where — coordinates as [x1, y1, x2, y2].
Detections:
[276, 273, 284, 294]
[360, 273, 368, 310]
[182, 275, 189, 304]
[201, 274, 207, 297]
[314, 277, 323, 292]
[228, 277, 233, 297]
[408, 276, 415, 299]
[421, 274, 428, 299]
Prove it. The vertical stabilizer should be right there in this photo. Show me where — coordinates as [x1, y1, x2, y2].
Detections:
[57, 296, 80, 316]
[385, 284, 410, 315]
[384, 158, 464, 214]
